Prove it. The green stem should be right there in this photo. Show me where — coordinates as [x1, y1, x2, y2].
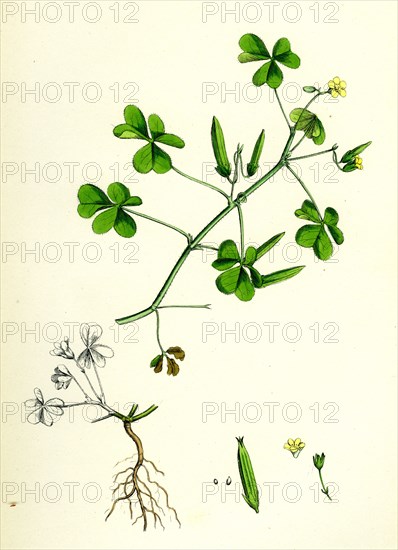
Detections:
[155, 310, 165, 354]
[124, 208, 190, 241]
[131, 404, 158, 422]
[290, 146, 337, 161]
[116, 131, 295, 325]
[172, 166, 230, 201]
[318, 470, 332, 501]
[237, 204, 245, 257]
[286, 164, 323, 221]
[290, 133, 306, 153]
[158, 304, 211, 309]
[275, 89, 291, 129]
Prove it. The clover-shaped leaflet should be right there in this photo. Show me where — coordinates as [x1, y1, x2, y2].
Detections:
[238, 35, 300, 88]
[113, 105, 185, 174]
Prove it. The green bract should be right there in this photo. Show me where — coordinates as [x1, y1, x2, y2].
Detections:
[238, 34, 300, 89]
[113, 106, 185, 174]
[77, 182, 142, 238]
[212, 234, 304, 301]
[340, 141, 372, 171]
[290, 108, 326, 145]
[295, 200, 344, 260]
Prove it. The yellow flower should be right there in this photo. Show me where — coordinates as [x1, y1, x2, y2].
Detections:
[354, 155, 363, 170]
[284, 437, 305, 458]
[328, 76, 347, 98]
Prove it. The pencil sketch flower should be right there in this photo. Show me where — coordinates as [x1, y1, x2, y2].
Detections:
[51, 365, 73, 390]
[24, 388, 64, 427]
[50, 337, 74, 359]
[328, 76, 346, 98]
[77, 323, 114, 369]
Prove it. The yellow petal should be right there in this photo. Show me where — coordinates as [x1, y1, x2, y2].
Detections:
[328, 80, 335, 88]
[333, 76, 340, 84]
[288, 438, 294, 445]
[294, 438, 301, 446]
[298, 442, 305, 448]
[340, 89, 347, 97]
[284, 443, 291, 450]
[340, 80, 347, 88]
[290, 446, 298, 452]
[331, 90, 338, 98]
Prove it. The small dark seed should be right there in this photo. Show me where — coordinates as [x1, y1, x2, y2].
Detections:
[226, 476, 232, 485]
[213, 479, 218, 485]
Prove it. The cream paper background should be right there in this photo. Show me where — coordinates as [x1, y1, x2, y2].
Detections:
[1, 1, 397, 549]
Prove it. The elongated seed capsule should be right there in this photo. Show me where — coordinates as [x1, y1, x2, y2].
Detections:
[236, 436, 259, 513]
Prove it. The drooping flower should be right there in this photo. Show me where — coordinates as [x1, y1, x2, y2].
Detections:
[51, 365, 72, 390]
[283, 437, 305, 458]
[50, 337, 74, 359]
[328, 76, 347, 98]
[77, 323, 114, 369]
[24, 388, 64, 427]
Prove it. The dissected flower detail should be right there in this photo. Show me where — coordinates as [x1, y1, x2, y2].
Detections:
[51, 365, 72, 390]
[77, 323, 114, 369]
[354, 155, 363, 170]
[50, 337, 74, 360]
[284, 437, 305, 458]
[328, 76, 346, 97]
[24, 388, 64, 427]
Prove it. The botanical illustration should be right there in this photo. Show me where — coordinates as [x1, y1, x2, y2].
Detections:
[25, 34, 370, 530]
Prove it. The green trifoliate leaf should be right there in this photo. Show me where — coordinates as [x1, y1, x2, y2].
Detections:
[340, 141, 371, 163]
[253, 60, 283, 88]
[133, 143, 172, 174]
[148, 114, 165, 139]
[294, 200, 321, 223]
[256, 232, 285, 260]
[238, 33, 270, 62]
[77, 184, 112, 218]
[248, 266, 262, 288]
[212, 258, 239, 271]
[218, 239, 240, 261]
[113, 123, 145, 139]
[216, 266, 241, 295]
[107, 182, 130, 204]
[92, 207, 118, 234]
[123, 105, 149, 138]
[328, 225, 344, 245]
[114, 209, 137, 238]
[235, 269, 255, 302]
[324, 207, 339, 226]
[133, 143, 153, 174]
[272, 38, 300, 68]
[78, 182, 142, 238]
[156, 134, 185, 148]
[290, 108, 325, 145]
[238, 35, 300, 89]
[296, 225, 322, 247]
[313, 227, 333, 260]
[211, 116, 231, 178]
[247, 130, 265, 177]
[260, 266, 305, 288]
[243, 246, 257, 266]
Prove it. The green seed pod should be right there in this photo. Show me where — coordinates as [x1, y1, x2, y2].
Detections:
[236, 436, 259, 513]
[211, 116, 231, 178]
[247, 129, 265, 177]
